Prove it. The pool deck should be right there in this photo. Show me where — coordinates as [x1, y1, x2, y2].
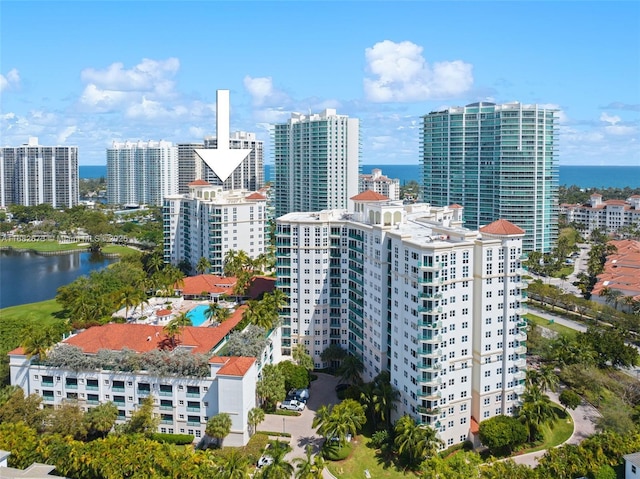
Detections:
[113, 298, 236, 327]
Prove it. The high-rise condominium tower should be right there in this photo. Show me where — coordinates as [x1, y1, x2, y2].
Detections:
[421, 102, 558, 252]
[275, 194, 528, 448]
[0, 137, 78, 208]
[163, 181, 267, 274]
[186, 90, 263, 194]
[107, 140, 178, 207]
[273, 109, 360, 218]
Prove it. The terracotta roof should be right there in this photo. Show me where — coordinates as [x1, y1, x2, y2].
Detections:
[479, 219, 525, 236]
[156, 309, 172, 317]
[470, 417, 480, 434]
[630, 195, 640, 199]
[591, 193, 602, 197]
[8, 346, 25, 355]
[245, 192, 267, 200]
[63, 306, 247, 354]
[246, 276, 276, 299]
[188, 179, 210, 186]
[216, 356, 256, 376]
[449, 203, 463, 209]
[593, 239, 640, 300]
[351, 190, 389, 201]
[177, 275, 237, 296]
[605, 199, 628, 206]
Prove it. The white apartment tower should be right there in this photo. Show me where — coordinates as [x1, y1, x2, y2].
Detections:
[0, 137, 78, 208]
[164, 181, 267, 274]
[107, 140, 178, 206]
[275, 192, 527, 447]
[186, 90, 263, 193]
[359, 168, 401, 201]
[273, 109, 360, 218]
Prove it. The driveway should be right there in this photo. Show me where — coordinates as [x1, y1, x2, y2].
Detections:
[257, 372, 341, 462]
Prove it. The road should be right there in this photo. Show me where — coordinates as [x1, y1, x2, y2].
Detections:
[257, 373, 341, 463]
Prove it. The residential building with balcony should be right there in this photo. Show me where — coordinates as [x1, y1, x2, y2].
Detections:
[7, 305, 277, 446]
[359, 168, 400, 201]
[561, 194, 640, 235]
[0, 137, 78, 208]
[106, 140, 178, 207]
[273, 109, 360, 217]
[421, 102, 559, 252]
[275, 192, 527, 447]
[163, 181, 267, 275]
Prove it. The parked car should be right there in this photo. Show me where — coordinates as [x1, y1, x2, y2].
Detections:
[257, 444, 273, 468]
[294, 388, 310, 402]
[280, 399, 305, 411]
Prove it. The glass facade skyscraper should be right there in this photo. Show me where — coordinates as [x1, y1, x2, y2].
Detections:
[273, 109, 360, 218]
[420, 102, 558, 252]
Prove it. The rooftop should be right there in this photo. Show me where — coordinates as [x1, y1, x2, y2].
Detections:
[177, 274, 237, 296]
[351, 190, 389, 201]
[479, 219, 526, 236]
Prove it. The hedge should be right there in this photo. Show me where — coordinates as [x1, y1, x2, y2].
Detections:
[150, 433, 194, 445]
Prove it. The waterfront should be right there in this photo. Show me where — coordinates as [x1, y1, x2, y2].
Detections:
[0, 250, 117, 309]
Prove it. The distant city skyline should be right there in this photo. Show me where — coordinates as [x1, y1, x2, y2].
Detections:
[1, 1, 639, 167]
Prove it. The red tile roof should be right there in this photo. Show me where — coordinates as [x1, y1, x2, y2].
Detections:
[449, 203, 463, 209]
[216, 356, 256, 376]
[470, 417, 480, 434]
[156, 309, 172, 317]
[351, 190, 389, 201]
[480, 219, 525, 236]
[245, 192, 267, 200]
[246, 276, 276, 299]
[177, 275, 237, 296]
[63, 305, 247, 354]
[593, 240, 640, 300]
[189, 179, 210, 186]
[8, 346, 25, 355]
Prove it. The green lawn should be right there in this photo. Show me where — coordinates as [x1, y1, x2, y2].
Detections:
[0, 240, 87, 252]
[326, 406, 573, 479]
[524, 313, 578, 338]
[0, 299, 66, 325]
[326, 434, 417, 479]
[101, 244, 139, 255]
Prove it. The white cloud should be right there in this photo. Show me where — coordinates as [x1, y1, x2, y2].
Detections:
[57, 126, 77, 144]
[539, 103, 568, 123]
[0, 68, 21, 92]
[125, 96, 187, 120]
[80, 58, 179, 92]
[600, 112, 621, 125]
[243, 76, 291, 108]
[189, 126, 206, 138]
[363, 40, 473, 102]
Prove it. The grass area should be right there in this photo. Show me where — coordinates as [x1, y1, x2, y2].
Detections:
[0, 240, 87, 252]
[0, 299, 66, 324]
[326, 434, 415, 479]
[101, 244, 139, 255]
[515, 406, 573, 454]
[550, 265, 574, 278]
[525, 313, 578, 338]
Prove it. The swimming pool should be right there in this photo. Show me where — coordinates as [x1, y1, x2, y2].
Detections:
[186, 305, 209, 327]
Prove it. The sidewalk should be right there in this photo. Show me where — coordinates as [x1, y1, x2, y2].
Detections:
[509, 391, 599, 467]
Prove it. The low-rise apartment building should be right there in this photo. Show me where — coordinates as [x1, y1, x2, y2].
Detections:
[561, 194, 640, 234]
[275, 192, 527, 447]
[8, 306, 277, 446]
[359, 168, 400, 201]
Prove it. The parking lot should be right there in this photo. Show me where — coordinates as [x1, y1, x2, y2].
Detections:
[256, 372, 341, 461]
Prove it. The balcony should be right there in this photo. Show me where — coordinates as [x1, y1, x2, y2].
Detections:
[420, 376, 442, 387]
[514, 385, 525, 395]
[186, 406, 201, 412]
[418, 320, 442, 329]
[513, 371, 526, 381]
[419, 334, 442, 344]
[161, 419, 174, 425]
[515, 358, 526, 368]
[186, 393, 200, 398]
[417, 406, 440, 416]
[112, 386, 125, 392]
[137, 389, 150, 397]
[417, 389, 441, 400]
[87, 399, 100, 405]
[159, 390, 173, 397]
[65, 383, 78, 389]
[419, 292, 442, 300]
[419, 262, 443, 271]
[515, 332, 527, 342]
[86, 385, 99, 391]
[42, 381, 54, 387]
[517, 320, 528, 328]
[515, 346, 527, 355]
[159, 405, 173, 410]
[186, 421, 201, 427]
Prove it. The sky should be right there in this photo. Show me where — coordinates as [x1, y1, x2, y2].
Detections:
[1, 1, 639, 167]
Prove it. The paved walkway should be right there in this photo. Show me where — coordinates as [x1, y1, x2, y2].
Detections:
[509, 390, 599, 467]
[257, 373, 341, 465]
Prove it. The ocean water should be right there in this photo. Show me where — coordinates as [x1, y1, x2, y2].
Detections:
[80, 164, 639, 189]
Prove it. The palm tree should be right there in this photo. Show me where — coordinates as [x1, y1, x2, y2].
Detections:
[116, 285, 146, 320]
[373, 377, 400, 431]
[337, 354, 364, 385]
[537, 364, 559, 393]
[329, 399, 366, 445]
[256, 441, 294, 479]
[196, 256, 211, 275]
[312, 404, 333, 437]
[216, 449, 250, 479]
[147, 253, 164, 274]
[294, 445, 324, 479]
[206, 413, 232, 448]
[20, 325, 59, 360]
[394, 415, 442, 468]
[85, 401, 118, 439]
[248, 407, 265, 436]
[205, 302, 232, 324]
[518, 385, 559, 442]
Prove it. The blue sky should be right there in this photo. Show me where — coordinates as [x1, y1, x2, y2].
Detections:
[1, 1, 639, 167]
